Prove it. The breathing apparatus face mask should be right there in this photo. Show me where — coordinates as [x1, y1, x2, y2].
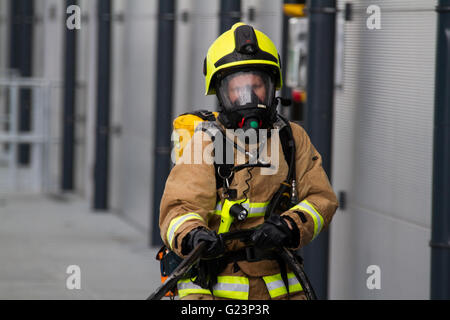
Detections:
[216, 70, 277, 132]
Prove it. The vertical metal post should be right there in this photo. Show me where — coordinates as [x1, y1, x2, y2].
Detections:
[9, 0, 34, 165]
[18, 0, 33, 165]
[94, 0, 111, 210]
[219, 0, 241, 35]
[31, 87, 39, 191]
[9, 0, 21, 71]
[32, 86, 46, 192]
[151, 0, 176, 245]
[430, 0, 450, 300]
[303, 0, 336, 299]
[62, 0, 78, 191]
[8, 83, 19, 191]
[42, 85, 51, 192]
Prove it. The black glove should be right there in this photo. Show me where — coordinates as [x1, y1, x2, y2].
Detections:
[250, 215, 300, 249]
[182, 227, 225, 258]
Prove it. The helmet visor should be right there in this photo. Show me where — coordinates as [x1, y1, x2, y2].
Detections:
[216, 70, 275, 111]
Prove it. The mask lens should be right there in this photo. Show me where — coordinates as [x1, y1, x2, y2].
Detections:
[216, 70, 275, 111]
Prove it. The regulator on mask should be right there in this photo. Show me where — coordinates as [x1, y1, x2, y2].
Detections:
[216, 69, 277, 132]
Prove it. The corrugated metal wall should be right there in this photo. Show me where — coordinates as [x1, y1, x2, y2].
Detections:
[329, 0, 437, 299]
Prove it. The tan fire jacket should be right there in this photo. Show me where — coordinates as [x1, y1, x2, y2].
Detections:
[159, 120, 338, 278]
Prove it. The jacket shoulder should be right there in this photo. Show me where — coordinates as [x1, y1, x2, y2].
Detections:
[288, 121, 306, 135]
[287, 121, 310, 151]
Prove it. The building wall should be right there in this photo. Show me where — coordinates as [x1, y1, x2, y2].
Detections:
[10, 0, 283, 232]
[73, 0, 92, 198]
[36, 0, 65, 193]
[109, 0, 125, 215]
[0, 0, 9, 188]
[111, 0, 158, 230]
[174, 0, 218, 116]
[329, 0, 436, 299]
[0, 0, 8, 73]
[1, 0, 64, 193]
[0, 0, 9, 145]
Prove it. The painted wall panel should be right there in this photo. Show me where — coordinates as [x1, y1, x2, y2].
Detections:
[329, 0, 436, 299]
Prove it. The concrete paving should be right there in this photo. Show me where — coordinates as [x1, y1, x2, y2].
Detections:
[0, 193, 162, 299]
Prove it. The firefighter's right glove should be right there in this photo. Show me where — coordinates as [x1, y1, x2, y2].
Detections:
[181, 227, 225, 258]
[250, 214, 300, 249]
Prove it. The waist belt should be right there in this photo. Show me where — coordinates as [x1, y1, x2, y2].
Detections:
[220, 246, 293, 298]
[191, 246, 280, 292]
[221, 246, 278, 263]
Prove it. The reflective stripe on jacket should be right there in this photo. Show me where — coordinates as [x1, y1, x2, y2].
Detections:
[178, 272, 302, 300]
[263, 272, 303, 298]
[159, 121, 338, 278]
[178, 276, 249, 300]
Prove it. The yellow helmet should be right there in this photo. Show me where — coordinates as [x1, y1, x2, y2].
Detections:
[203, 22, 282, 95]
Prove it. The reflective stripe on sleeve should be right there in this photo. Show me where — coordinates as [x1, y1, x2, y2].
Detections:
[262, 272, 303, 299]
[291, 199, 324, 240]
[166, 213, 204, 249]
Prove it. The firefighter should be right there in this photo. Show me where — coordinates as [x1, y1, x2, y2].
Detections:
[159, 22, 338, 300]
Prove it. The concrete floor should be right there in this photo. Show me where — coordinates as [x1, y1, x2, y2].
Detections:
[0, 193, 161, 299]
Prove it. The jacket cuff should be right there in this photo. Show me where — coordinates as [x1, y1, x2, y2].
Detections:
[282, 215, 301, 249]
[164, 212, 206, 256]
[282, 199, 324, 249]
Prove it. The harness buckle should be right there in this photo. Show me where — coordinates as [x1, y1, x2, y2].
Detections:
[245, 246, 258, 262]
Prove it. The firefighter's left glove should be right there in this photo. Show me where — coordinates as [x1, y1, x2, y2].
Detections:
[181, 227, 225, 258]
[250, 214, 300, 249]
